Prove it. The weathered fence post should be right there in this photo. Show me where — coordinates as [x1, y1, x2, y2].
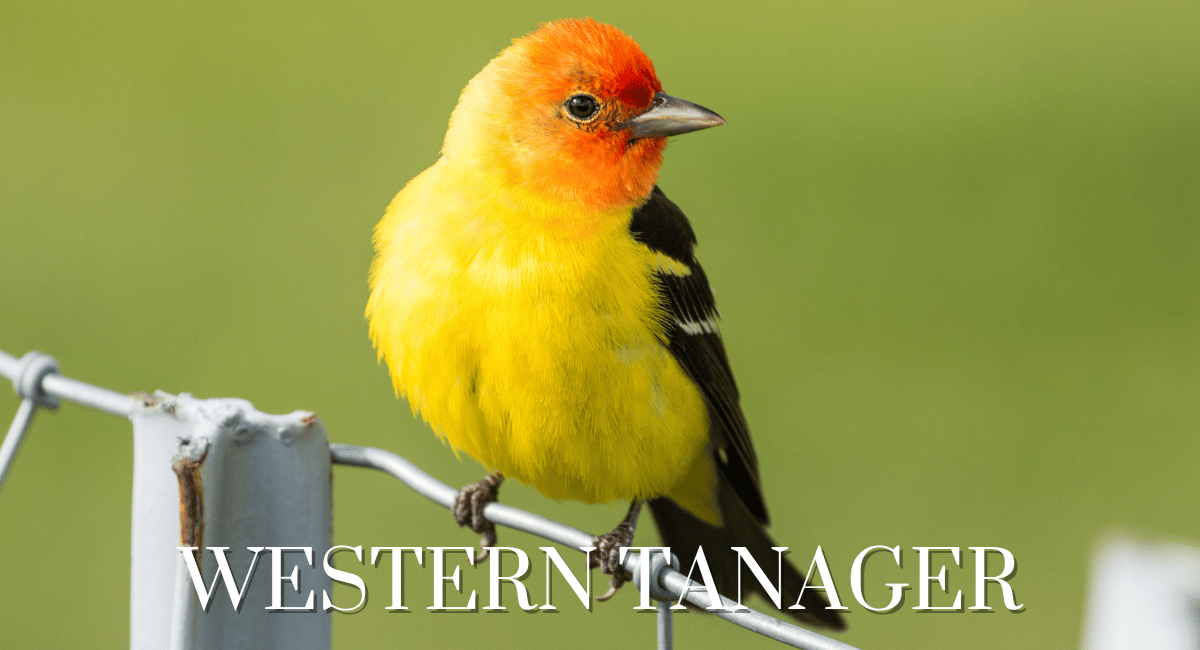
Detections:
[130, 392, 332, 650]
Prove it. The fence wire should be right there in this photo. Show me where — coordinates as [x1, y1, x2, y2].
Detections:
[0, 347, 862, 650]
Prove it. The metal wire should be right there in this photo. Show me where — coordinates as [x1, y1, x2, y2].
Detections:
[0, 349, 134, 492]
[1, 347, 863, 650]
[329, 444, 861, 649]
[0, 350, 134, 417]
[0, 398, 38, 492]
[657, 599, 674, 650]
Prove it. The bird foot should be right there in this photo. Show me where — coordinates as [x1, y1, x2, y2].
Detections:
[591, 500, 643, 601]
[453, 472, 503, 562]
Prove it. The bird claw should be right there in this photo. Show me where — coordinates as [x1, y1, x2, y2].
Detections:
[591, 519, 637, 599]
[453, 472, 503, 563]
[474, 531, 497, 564]
[596, 575, 624, 602]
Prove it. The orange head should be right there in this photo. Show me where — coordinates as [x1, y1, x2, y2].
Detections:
[443, 18, 724, 212]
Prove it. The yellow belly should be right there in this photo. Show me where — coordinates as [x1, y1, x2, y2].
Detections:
[367, 162, 710, 505]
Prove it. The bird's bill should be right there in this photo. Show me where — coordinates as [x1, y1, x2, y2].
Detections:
[617, 92, 726, 138]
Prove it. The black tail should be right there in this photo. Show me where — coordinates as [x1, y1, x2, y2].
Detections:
[648, 489, 846, 630]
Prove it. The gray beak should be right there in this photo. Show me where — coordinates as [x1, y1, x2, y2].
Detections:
[617, 92, 726, 138]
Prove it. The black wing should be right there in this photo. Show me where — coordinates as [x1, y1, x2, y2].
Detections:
[630, 186, 770, 525]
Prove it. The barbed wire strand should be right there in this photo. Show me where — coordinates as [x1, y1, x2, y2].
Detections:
[0, 348, 862, 650]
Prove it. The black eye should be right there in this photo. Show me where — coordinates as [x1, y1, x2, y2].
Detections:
[565, 94, 600, 121]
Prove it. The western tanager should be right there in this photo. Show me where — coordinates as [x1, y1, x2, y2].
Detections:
[367, 18, 843, 629]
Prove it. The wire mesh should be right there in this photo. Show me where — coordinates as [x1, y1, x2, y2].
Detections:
[0, 347, 862, 650]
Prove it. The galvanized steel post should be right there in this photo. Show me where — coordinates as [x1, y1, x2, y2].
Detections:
[130, 392, 332, 650]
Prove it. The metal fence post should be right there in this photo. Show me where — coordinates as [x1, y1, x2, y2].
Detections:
[1081, 532, 1200, 650]
[130, 392, 332, 650]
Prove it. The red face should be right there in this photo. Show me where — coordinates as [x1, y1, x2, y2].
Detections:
[501, 19, 669, 211]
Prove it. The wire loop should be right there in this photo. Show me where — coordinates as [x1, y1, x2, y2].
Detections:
[13, 351, 59, 410]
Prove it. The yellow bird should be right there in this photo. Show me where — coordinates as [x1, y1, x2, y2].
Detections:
[367, 18, 843, 629]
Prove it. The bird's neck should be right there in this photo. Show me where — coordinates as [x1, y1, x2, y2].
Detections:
[446, 157, 639, 241]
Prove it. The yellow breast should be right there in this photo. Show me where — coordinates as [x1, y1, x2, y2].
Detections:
[367, 160, 709, 504]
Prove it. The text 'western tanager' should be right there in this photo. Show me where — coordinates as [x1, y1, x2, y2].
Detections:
[367, 17, 843, 630]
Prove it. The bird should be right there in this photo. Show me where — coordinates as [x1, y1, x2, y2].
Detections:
[366, 18, 844, 630]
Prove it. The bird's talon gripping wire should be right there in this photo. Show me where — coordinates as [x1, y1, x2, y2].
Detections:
[597, 575, 624, 602]
[453, 472, 503, 563]
[591, 500, 642, 600]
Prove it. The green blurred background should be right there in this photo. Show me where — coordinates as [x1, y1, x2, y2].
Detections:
[2, 0, 1197, 648]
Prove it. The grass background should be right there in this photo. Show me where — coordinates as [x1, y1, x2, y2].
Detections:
[1, 0, 1197, 648]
